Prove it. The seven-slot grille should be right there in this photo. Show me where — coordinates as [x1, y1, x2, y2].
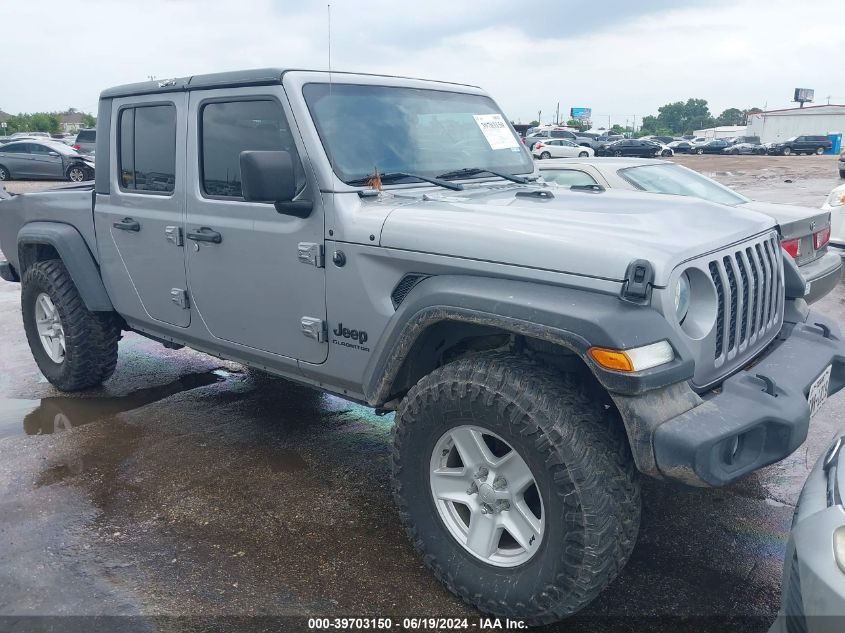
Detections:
[707, 234, 782, 363]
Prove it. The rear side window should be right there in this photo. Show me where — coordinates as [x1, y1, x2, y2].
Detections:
[118, 104, 176, 193]
[200, 99, 304, 199]
[76, 129, 95, 142]
[0, 143, 26, 153]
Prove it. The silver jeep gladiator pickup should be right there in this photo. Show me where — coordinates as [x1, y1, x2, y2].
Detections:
[0, 69, 843, 624]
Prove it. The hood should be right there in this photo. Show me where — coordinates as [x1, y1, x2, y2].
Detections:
[379, 185, 775, 286]
[738, 200, 829, 240]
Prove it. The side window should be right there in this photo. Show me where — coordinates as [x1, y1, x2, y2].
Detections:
[200, 99, 305, 199]
[118, 104, 177, 193]
[542, 169, 598, 187]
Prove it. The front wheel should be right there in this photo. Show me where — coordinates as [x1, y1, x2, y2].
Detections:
[662, 149, 672, 157]
[578, 151, 589, 157]
[695, 148, 705, 155]
[66, 165, 87, 182]
[22, 260, 121, 391]
[840, 169, 845, 178]
[613, 150, 623, 157]
[782, 147, 792, 156]
[0, 164, 10, 181]
[392, 354, 641, 624]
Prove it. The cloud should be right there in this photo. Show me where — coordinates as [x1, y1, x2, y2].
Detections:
[2, 0, 843, 126]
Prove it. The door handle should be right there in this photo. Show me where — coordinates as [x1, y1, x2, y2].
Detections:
[113, 217, 140, 232]
[186, 227, 222, 244]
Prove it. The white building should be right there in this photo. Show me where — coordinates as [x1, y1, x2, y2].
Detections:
[692, 125, 747, 139]
[747, 104, 845, 143]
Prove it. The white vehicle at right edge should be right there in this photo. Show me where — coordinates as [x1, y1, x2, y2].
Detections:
[824, 183, 845, 254]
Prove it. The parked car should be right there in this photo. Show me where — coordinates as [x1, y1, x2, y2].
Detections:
[596, 138, 662, 158]
[769, 428, 845, 633]
[641, 135, 675, 145]
[0, 140, 95, 182]
[838, 150, 844, 178]
[1, 67, 843, 625]
[723, 142, 767, 155]
[532, 138, 594, 159]
[823, 183, 845, 253]
[536, 157, 841, 303]
[692, 139, 730, 154]
[727, 135, 762, 146]
[10, 131, 51, 140]
[667, 140, 694, 154]
[768, 135, 833, 156]
[73, 128, 96, 155]
[524, 128, 597, 150]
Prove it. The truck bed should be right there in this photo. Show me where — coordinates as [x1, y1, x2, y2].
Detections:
[0, 184, 97, 269]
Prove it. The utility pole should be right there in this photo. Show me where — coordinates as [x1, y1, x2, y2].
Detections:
[538, 110, 542, 126]
[555, 102, 560, 126]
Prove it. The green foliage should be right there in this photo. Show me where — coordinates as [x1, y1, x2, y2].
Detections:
[1, 110, 95, 135]
[528, 120, 540, 127]
[565, 118, 589, 132]
[609, 124, 626, 135]
[716, 107, 745, 126]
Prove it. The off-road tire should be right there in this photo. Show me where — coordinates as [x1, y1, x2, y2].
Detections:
[392, 353, 641, 625]
[22, 260, 121, 391]
[0, 165, 10, 181]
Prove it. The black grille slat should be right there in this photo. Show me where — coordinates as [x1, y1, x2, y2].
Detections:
[723, 256, 738, 352]
[709, 262, 725, 358]
[735, 253, 750, 345]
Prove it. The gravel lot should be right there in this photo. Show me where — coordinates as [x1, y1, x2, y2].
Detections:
[0, 154, 843, 632]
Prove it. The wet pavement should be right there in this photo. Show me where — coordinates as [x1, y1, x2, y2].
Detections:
[0, 156, 844, 632]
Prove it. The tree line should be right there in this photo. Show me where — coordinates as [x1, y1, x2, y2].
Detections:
[1, 110, 96, 135]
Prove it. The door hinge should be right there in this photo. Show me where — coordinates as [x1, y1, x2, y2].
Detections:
[301, 316, 327, 343]
[297, 242, 325, 268]
[170, 288, 190, 309]
[165, 225, 184, 246]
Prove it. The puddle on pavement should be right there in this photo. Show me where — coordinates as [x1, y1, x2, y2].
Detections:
[0, 370, 227, 440]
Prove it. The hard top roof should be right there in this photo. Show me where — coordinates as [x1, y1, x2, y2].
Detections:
[100, 68, 479, 100]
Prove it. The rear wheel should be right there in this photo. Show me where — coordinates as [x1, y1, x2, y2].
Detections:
[695, 148, 705, 155]
[540, 151, 551, 160]
[661, 149, 672, 157]
[392, 353, 641, 624]
[613, 150, 623, 157]
[22, 260, 121, 391]
[782, 147, 792, 156]
[840, 170, 845, 179]
[0, 165, 10, 181]
[816, 147, 825, 155]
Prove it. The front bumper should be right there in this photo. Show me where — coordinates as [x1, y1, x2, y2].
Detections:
[0, 260, 19, 282]
[652, 310, 845, 486]
[801, 251, 843, 304]
[769, 431, 845, 633]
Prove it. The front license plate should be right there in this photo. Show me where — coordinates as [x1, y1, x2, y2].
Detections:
[808, 365, 832, 418]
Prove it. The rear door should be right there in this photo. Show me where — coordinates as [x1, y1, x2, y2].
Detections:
[95, 94, 190, 327]
[0, 143, 31, 177]
[184, 88, 327, 363]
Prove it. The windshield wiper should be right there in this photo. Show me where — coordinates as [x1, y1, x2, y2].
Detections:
[436, 167, 534, 184]
[347, 171, 463, 191]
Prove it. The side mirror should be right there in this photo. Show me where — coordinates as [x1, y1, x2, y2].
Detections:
[239, 150, 312, 218]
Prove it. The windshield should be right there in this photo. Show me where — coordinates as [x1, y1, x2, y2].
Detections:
[303, 83, 533, 184]
[619, 163, 748, 206]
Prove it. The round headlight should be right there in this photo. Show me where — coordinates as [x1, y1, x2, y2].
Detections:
[674, 272, 691, 323]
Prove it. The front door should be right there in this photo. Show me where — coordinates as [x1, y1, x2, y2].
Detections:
[95, 93, 190, 327]
[28, 144, 65, 179]
[184, 88, 327, 363]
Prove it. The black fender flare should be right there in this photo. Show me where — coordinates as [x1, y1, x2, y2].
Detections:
[362, 275, 694, 404]
[17, 221, 114, 312]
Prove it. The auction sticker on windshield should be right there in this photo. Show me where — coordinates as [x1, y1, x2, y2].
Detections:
[473, 114, 519, 150]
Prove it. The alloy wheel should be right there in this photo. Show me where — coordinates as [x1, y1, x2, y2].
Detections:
[429, 425, 544, 567]
[34, 292, 66, 363]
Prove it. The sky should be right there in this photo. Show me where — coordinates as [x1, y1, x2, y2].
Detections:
[4, 0, 844, 127]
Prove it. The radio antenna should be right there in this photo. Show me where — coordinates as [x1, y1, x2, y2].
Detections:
[327, 4, 333, 90]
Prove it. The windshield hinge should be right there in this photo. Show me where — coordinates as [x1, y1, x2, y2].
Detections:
[298, 242, 325, 268]
[170, 288, 190, 309]
[301, 316, 327, 343]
